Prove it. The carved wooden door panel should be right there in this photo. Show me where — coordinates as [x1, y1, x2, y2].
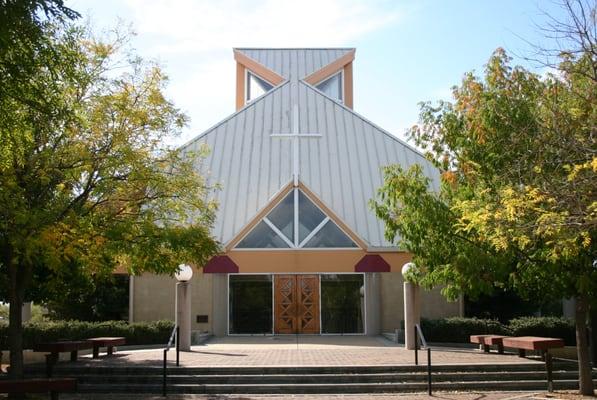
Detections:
[274, 275, 296, 334]
[274, 275, 320, 334]
[297, 275, 320, 334]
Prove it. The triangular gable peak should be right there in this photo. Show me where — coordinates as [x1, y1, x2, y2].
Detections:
[227, 181, 366, 251]
[234, 48, 355, 110]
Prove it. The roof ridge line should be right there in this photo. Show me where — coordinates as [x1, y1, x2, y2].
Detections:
[299, 80, 430, 162]
[177, 80, 290, 151]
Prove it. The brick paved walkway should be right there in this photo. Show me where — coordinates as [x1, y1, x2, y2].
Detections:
[76, 335, 541, 367]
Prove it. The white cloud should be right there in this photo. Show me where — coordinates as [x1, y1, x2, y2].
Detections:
[116, 0, 403, 145]
[127, 0, 400, 52]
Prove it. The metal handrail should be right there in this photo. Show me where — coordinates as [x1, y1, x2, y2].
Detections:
[414, 324, 432, 396]
[162, 325, 179, 397]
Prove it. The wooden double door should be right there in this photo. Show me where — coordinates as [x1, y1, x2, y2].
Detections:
[274, 275, 320, 334]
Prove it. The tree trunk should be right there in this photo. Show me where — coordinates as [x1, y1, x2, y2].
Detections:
[590, 305, 597, 366]
[8, 264, 24, 380]
[576, 295, 595, 395]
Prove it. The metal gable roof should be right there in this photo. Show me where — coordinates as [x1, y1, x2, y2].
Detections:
[234, 48, 355, 80]
[181, 77, 440, 248]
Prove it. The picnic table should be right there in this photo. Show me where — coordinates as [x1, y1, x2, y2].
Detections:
[470, 334, 508, 354]
[32, 340, 93, 377]
[88, 337, 126, 358]
[502, 336, 565, 359]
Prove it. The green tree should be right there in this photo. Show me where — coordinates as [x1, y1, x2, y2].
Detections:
[0, 20, 219, 380]
[373, 3, 596, 394]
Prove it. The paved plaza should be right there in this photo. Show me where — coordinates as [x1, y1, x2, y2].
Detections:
[75, 335, 541, 367]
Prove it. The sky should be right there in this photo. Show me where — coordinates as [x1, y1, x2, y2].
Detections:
[66, 0, 569, 146]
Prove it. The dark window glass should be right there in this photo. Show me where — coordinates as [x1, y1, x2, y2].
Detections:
[304, 220, 357, 248]
[321, 274, 364, 334]
[298, 191, 325, 243]
[229, 275, 272, 334]
[266, 192, 294, 243]
[236, 221, 290, 248]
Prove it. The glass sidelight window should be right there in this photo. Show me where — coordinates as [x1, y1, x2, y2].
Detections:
[320, 274, 364, 334]
[229, 275, 273, 334]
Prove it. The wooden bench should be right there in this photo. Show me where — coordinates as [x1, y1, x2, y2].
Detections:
[470, 334, 508, 354]
[0, 378, 76, 400]
[88, 337, 126, 359]
[33, 340, 93, 377]
[502, 336, 565, 359]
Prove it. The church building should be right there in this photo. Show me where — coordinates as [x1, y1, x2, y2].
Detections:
[129, 48, 462, 336]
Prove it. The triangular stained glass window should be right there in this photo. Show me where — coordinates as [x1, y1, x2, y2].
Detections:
[236, 220, 290, 248]
[235, 188, 358, 249]
[265, 191, 294, 243]
[304, 220, 358, 248]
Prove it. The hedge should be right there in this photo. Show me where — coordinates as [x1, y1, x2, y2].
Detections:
[509, 316, 576, 346]
[419, 316, 575, 345]
[420, 317, 511, 343]
[0, 320, 175, 350]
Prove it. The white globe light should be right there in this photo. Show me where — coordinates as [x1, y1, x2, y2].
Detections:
[401, 262, 418, 280]
[175, 264, 193, 282]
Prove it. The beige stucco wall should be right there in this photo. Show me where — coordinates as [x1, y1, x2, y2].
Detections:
[132, 272, 214, 333]
[380, 272, 461, 332]
[133, 270, 461, 336]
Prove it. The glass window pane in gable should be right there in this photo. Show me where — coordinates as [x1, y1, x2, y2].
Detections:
[304, 220, 357, 248]
[298, 191, 326, 243]
[266, 191, 294, 242]
[236, 221, 290, 248]
[247, 72, 273, 102]
[316, 73, 342, 102]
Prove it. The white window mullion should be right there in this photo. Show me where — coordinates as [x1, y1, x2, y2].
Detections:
[299, 217, 330, 248]
[294, 188, 299, 247]
[263, 217, 295, 248]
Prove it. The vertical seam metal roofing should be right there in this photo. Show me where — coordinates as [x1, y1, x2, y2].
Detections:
[181, 48, 440, 248]
[235, 48, 354, 80]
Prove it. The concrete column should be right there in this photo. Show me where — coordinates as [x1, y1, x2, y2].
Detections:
[176, 281, 192, 351]
[403, 281, 421, 350]
[212, 274, 228, 336]
[128, 275, 135, 323]
[21, 302, 31, 322]
[364, 273, 381, 336]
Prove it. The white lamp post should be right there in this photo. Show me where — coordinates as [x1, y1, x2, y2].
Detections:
[402, 262, 421, 350]
[175, 264, 193, 351]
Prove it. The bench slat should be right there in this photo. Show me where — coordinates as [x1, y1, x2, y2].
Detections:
[0, 378, 76, 393]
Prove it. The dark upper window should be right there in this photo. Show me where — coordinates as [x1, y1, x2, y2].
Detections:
[246, 71, 273, 102]
[315, 72, 343, 103]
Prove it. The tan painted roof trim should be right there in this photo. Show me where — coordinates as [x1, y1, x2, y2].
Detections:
[234, 49, 285, 86]
[303, 49, 356, 85]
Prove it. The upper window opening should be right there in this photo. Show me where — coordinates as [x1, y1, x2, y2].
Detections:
[235, 188, 358, 249]
[246, 71, 273, 102]
[315, 72, 343, 103]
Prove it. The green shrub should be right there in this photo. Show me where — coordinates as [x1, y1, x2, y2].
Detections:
[0, 320, 174, 349]
[509, 316, 576, 345]
[420, 317, 511, 343]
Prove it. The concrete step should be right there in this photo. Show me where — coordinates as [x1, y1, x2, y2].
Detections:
[77, 379, 595, 394]
[26, 361, 573, 376]
[67, 370, 589, 385]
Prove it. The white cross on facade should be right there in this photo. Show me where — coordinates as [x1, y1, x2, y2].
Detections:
[271, 104, 321, 187]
